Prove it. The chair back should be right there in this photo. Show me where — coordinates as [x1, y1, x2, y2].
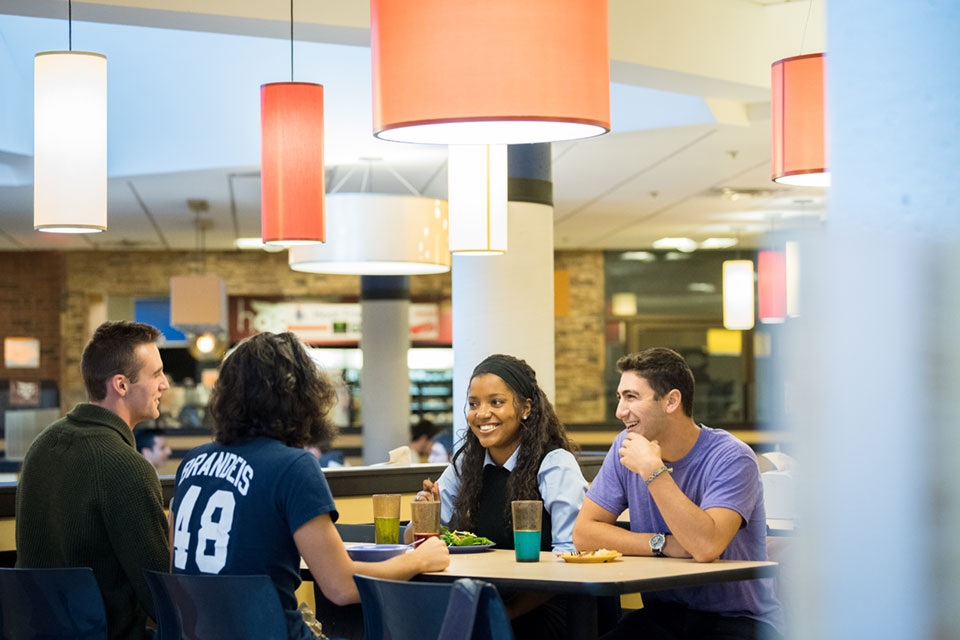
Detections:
[354, 575, 513, 640]
[143, 570, 288, 640]
[335, 522, 377, 543]
[0, 567, 107, 639]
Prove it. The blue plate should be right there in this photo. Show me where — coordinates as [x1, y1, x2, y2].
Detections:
[448, 543, 496, 553]
[344, 544, 409, 562]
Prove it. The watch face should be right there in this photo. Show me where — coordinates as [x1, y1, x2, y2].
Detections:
[650, 533, 666, 550]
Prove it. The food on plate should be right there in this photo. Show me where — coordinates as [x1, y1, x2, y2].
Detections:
[439, 525, 493, 547]
[556, 548, 623, 563]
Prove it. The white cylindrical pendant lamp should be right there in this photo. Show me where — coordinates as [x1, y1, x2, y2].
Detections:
[448, 144, 507, 254]
[722, 259, 755, 330]
[34, 51, 107, 233]
[289, 194, 450, 275]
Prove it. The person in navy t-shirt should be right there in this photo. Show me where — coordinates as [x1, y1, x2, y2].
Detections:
[573, 348, 783, 640]
[172, 332, 448, 640]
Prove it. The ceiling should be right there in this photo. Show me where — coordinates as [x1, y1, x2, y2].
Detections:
[0, 0, 827, 253]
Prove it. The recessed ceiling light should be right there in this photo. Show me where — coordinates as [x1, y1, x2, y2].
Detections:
[620, 251, 656, 262]
[699, 238, 738, 249]
[653, 237, 697, 252]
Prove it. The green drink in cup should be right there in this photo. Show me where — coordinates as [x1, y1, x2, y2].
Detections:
[512, 500, 543, 562]
[372, 494, 401, 544]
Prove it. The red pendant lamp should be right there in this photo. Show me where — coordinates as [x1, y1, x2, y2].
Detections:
[260, 1, 324, 246]
[758, 250, 787, 324]
[771, 53, 828, 187]
[371, 0, 610, 145]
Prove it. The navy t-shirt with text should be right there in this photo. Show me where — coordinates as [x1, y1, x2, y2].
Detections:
[173, 437, 338, 640]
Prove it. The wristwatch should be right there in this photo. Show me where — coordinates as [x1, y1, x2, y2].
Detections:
[649, 533, 666, 557]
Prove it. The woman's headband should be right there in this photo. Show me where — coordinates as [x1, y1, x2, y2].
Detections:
[471, 355, 536, 401]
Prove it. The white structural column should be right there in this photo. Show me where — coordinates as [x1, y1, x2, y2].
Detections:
[794, 3, 960, 638]
[451, 144, 555, 448]
[360, 276, 411, 465]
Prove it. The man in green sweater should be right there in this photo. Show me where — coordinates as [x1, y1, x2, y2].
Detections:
[16, 321, 171, 640]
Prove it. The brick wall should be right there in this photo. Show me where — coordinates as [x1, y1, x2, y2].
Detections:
[554, 250, 606, 423]
[0, 253, 64, 382]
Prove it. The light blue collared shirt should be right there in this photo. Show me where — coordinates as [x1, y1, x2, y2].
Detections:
[435, 446, 587, 552]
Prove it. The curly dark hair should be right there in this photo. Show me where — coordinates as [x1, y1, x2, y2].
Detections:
[450, 354, 576, 532]
[209, 332, 338, 448]
[81, 321, 161, 401]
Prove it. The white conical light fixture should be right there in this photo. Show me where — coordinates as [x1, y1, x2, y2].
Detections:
[289, 194, 450, 275]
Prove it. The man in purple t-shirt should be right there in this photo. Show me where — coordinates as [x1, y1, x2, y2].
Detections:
[573, 348, 783, 639]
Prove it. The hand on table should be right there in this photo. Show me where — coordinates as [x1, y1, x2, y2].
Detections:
[619, 432, 664, 479]
[409, 535, 450, 572]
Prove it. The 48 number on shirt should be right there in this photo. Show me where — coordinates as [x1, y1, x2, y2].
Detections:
[173, 485, 236, 573]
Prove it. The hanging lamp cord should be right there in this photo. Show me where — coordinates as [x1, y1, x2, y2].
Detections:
[290, 0, 294, 82]
[799, 0, 813, 55]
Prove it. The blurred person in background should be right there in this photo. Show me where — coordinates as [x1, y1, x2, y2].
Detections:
[172, 332, 448, 639]
[409, 418, 450, 463]
[134, 427, 172, 471]
[573, 348, 783, 640]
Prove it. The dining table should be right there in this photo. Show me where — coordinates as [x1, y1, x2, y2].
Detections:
[303, 543, 777, 640]
[413, 548, 777, 640]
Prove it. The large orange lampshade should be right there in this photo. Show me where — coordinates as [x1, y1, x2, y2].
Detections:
[758, 250, 787, 324]
[771, 53, 828, 187]
[260, 82, 325, 246]
[371, 0, 610, 145]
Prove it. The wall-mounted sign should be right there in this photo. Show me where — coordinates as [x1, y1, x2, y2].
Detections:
[4, 337, 40, 368]
[10, 380, 41, 406]
[229, 298, 447, 346]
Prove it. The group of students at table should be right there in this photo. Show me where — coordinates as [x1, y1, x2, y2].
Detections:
[14, 322, 783, 640]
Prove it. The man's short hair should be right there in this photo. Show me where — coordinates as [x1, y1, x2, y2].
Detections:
[616, 348, 696, 417]
[411, 419, 438, 442]
[81, 321, 162, 401]
[134, 427, 165, 452]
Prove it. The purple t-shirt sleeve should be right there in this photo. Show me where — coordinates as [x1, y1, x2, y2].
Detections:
[278, 452, 339, 534]
[586, 431, 629, 516]
[699, 450, 761, 526]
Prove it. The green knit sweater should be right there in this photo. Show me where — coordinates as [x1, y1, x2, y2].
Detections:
[16, 403, 170, 640]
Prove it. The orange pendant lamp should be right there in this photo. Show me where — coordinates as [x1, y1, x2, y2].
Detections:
[260, 82, 325, 245]
[771, 53, 829, 187]
[260, 1, 324, 246]
[371, 0, 610, 145]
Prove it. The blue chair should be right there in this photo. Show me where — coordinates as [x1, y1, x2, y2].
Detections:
[0, 566, 108, 639]
[335, 522, 377, 543]
[354, 575, 513, 640]
[143, 570, 288, 640]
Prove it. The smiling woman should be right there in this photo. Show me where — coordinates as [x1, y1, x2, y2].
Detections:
[419, 354, 588, 639]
